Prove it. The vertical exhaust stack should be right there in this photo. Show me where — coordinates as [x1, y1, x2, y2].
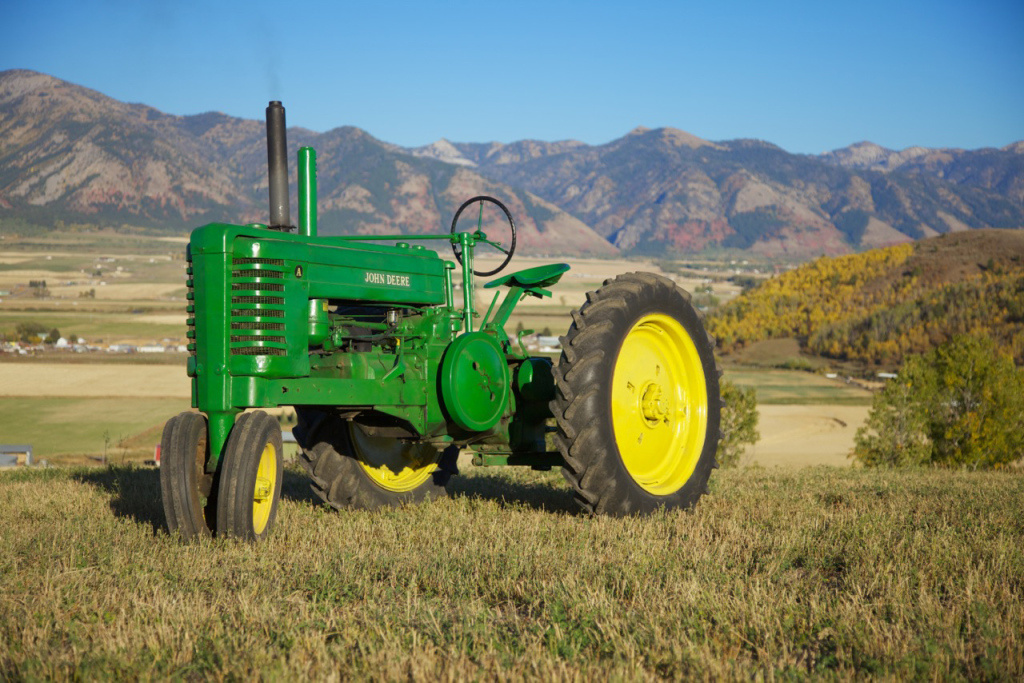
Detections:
[266, 101, 293, 231]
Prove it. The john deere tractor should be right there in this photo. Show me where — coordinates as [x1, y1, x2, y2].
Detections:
[160, 102, 721, 540]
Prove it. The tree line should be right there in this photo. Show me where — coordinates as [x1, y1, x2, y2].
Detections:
[709, 242, 1024, 366]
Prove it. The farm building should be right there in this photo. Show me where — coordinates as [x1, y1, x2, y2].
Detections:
[0, 445, 33, 467]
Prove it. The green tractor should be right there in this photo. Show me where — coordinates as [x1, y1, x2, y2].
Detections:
[160, 102, 721, 540]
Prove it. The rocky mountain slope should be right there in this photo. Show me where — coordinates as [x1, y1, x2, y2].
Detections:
[819, 141, 1024, 202]
[0, 70, 243, 225]
[0, 70, 616, 256]
[444, 129, 1024, 257]
[2, 69, 1021, 258]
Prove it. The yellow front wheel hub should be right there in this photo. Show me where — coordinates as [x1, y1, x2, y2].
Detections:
[351, 427, 440, 493]
[611, 314, 708, 495]
[252, 441, 277, 534]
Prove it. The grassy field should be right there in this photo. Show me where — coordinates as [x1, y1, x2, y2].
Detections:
[1, 235, 741, 347]
[2, 232, 1020, 678]
[724, 368, 873, 406]
[471, 254, 742, 339]
[0, 309, 186, 344]
[1, 465, 1021, 679]
[718, 367, 873, 468]
[0, 235, 771, 465]
[0, 352, 188, 366]
[0, 362, 866, 465]
[0, 397, 190, 463]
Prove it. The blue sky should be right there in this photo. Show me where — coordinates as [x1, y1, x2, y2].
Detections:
[3, 0, 1022, 154]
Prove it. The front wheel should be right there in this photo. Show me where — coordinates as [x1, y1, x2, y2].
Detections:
[216, 411, 283, 541]
[550, 272, 721, 515]
[160, 411, 216, 539]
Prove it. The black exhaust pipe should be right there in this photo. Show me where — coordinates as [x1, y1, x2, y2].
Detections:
[266, 101, 292, 231]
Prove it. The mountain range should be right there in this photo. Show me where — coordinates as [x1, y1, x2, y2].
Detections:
[2, 69, 1022, 258]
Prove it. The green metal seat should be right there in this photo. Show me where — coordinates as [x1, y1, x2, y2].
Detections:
[484, 263, 570, 297]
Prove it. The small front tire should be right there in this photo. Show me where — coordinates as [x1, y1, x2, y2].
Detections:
[216, 411, 283, 541]
[160, 411, 216, 539]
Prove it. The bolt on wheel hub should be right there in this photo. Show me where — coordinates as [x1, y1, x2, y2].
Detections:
[640, 382, 671, 425]
[254, 478, 272, 501]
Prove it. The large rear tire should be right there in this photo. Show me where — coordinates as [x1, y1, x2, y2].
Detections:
[550, 272, 721, 516]
[160, 412, 216, 539]
[295, 410, 457, 511]
[216, 411, 283, 541]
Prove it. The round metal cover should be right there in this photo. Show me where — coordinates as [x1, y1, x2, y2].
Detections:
[440, 332, 510, 432]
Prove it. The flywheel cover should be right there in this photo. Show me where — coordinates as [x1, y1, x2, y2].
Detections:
[440, 332, 510, 432]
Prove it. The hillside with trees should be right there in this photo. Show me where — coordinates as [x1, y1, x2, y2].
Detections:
[709, 230, 1024, 366]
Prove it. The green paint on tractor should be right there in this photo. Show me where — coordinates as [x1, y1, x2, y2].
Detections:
[161, 102, 722, 541]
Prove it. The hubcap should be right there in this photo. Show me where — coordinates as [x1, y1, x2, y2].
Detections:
[252, 441, 277, 534]
[351, 426, 440, 492]
[611, 314, 708, 495]
[640, 382, 670, 425]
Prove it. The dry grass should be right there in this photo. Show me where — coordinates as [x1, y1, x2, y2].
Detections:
[0, 363, 190, 398]
[1, 465, 1021, 679]
[745, 405, 871, 468]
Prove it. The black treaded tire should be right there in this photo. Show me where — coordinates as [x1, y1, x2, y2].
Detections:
[550, 272, 722, 516]
[216, 411, 283, 541]
[294, 409, 458, 511]
[160, 411, 216, 539]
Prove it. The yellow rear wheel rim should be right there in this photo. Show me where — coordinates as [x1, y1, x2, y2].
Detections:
[352, 427, 440, 493]
[611, 314, 708, 495]
[252, 441, 277, 534]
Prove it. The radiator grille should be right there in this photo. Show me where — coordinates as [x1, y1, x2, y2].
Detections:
[232, 282, 283, 292]
[233, 257, 284, 266]
[228, 257, 288, 357]
[233, 268, 284, 279]
[231, 308, 285, 318]
[185, 257, 196, 357]
[231, 334, 286, 344]
[232, 346, 287, 356]
[231, 295, 282, 305]
[231, 321, 285, 331]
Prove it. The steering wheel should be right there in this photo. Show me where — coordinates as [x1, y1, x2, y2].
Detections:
[450, 195, 517, 277]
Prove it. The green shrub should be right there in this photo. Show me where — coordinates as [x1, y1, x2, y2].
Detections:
[717, 380, 759, 468]
[854, 335, 1024, 468]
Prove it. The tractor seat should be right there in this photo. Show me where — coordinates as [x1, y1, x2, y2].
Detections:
[484, 263, 571, 296]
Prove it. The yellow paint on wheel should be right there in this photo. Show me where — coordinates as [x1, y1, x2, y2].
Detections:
[351, 426, 440, 493]
[252, 441, 277, 534]
[611, 314, 708, 495]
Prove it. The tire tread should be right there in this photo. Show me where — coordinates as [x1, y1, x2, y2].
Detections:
[295, 410, 457, 512]
[549, 272, 722, 516]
